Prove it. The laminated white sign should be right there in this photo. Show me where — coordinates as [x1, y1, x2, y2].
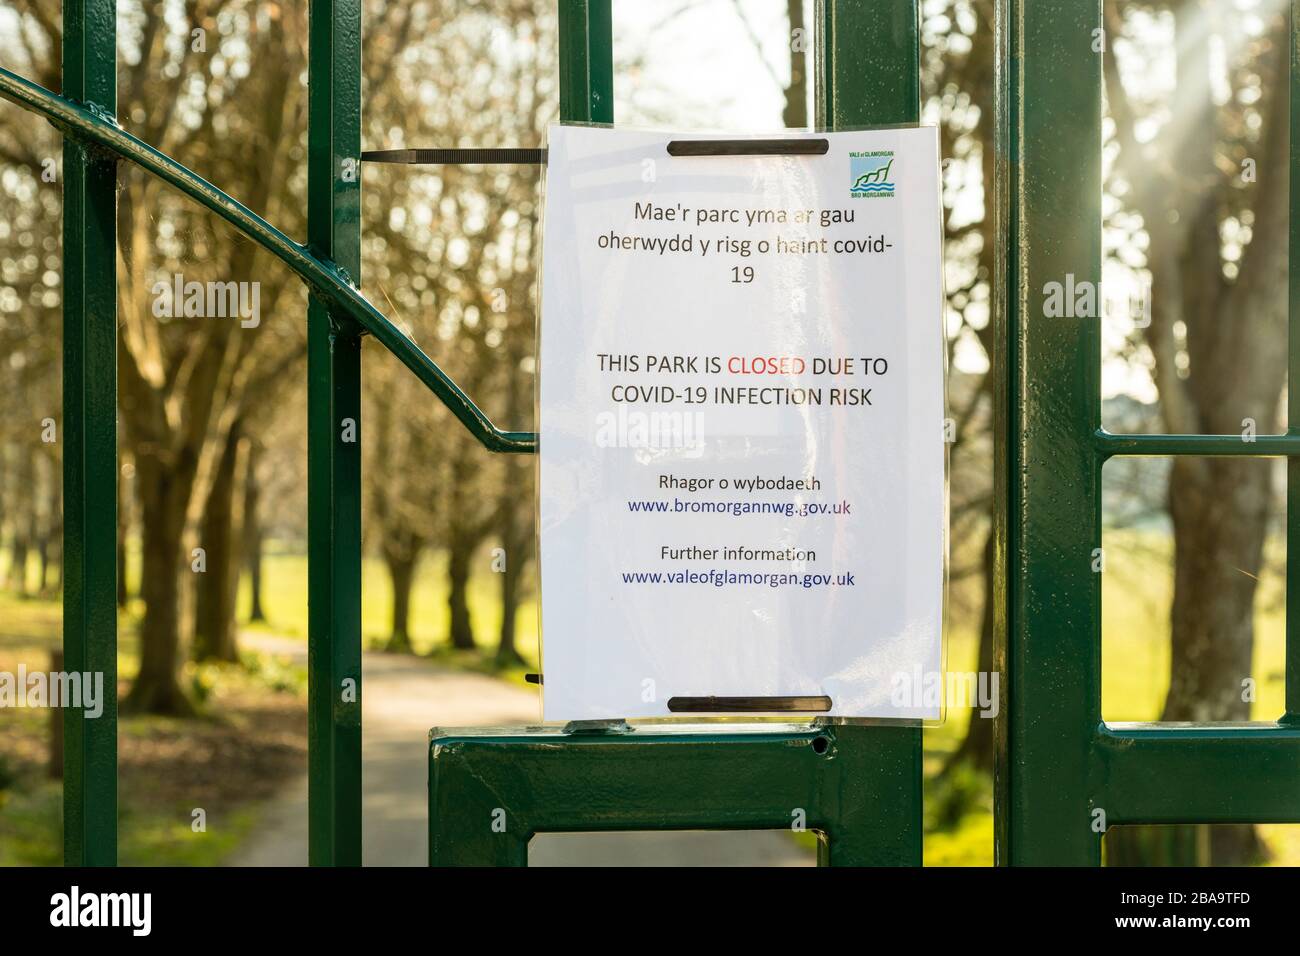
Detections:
[538, 125, 945, 721]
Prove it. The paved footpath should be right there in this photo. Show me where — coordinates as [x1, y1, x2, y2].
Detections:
[226, 634, 811, 867]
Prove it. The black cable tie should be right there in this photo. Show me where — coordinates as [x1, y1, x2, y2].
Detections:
[666, 138, 829, 157]
[361, 147, 546, 165]
[667, 695, 832, 713]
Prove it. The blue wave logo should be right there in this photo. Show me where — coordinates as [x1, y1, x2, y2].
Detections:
[850, 154, 895, 198]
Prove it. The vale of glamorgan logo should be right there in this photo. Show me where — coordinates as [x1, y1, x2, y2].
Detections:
[849, 150, 896, 199]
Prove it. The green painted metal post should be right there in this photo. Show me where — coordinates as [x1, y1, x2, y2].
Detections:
[307, 0, 364, 866]
[558, 0, 613, 124]
[816, 0, 924, 867]
[996, 0, 1103, 867]
[61, 0, 119, 867]
[817, 0, 919, 130]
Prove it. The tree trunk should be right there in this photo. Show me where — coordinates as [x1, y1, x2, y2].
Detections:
[246, 534, 266, 623]
[117, 459, 129, 608]
[447, 538, 476, 651]
[34, 453, 51, 594]
[1162, 457, 1270, 865]
[192, 422, 245, 663]
[36, 530, 49, 594]
[242, 440, 266, 623]
[1165, 460, 1266, 722]
[124, 456, 195, 716]
[8, 529, 28, 594]
[48, 648, 63, 779]
[385, 548, 418, 653]
[7, 457, 30, 594]
[43, 458, 62, 597]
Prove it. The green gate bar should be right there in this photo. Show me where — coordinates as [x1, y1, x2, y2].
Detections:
[61, 0, 119, 866]
[559, 0, 614, 124]
[307, 0, 364, 866]
[426, 0, 924, 867]
[997, 0, 1300, 864]
[429, 724, 917, 866]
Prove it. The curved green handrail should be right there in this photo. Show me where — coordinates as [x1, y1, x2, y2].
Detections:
[0, 66, 536, 454]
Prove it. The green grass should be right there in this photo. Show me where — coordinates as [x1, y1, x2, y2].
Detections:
[0, 781, 263, 867]
[238, 545, 540, 677]
[0, 585, 307, 867]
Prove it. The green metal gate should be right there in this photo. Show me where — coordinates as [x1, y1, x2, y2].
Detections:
[996, 0, 1300, 865]
[7, 0, 1297, 867]
[0, 0, 928, 867]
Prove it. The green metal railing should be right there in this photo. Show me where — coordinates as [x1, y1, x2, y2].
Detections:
[23, 0, 1294, 869]
[0, 0, 929, 866]
[995, 0, 1300, 864]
